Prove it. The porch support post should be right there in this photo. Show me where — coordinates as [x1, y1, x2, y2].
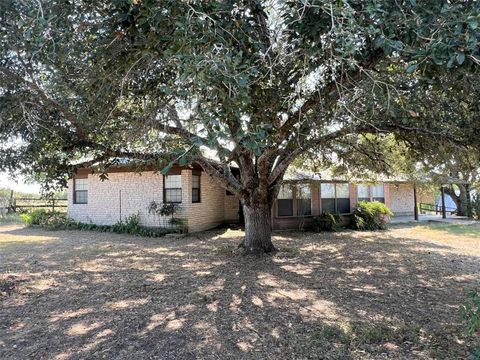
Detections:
[440, 186, 447, 219]
[413, 184, 419, 221]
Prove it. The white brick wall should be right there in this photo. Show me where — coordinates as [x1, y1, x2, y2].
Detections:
[68, 172, 170, 226]
[185, 171, 226, 232]
[389, 183, 414, 216]
[68, 169, 239, 232]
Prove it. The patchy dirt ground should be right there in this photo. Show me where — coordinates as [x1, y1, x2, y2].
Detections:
[1, 223, 479, 359]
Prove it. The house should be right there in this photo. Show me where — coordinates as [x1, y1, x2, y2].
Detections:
[67, 164, 433, 232]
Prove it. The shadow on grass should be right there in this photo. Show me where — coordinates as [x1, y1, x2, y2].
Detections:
[0, 225, 478, 359]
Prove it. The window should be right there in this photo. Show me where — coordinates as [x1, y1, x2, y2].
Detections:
[296, 184, 312, 216]
[320, 183, 336, 213]
[357, 184, 370, 202]
[321, 183, 350, 214]
[164, 175, 182, 203]
[372, 184, 385, 203]
[357, 184, 385, 203]
[277, 185, 293, 217]
[192, 174, 200, 203]
[74, 178, 88, 204]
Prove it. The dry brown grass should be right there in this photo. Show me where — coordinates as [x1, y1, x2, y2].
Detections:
[1, 222, 479, 359]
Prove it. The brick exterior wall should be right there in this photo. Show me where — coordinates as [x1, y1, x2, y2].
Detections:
[185, 170, 227, 232]
[388, 183, 415, 216]
[68, 171, 166, 226]
[68, 169, 235, 233]
[69, 170, 431, 233]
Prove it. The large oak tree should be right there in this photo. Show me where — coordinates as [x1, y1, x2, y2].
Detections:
[1, 0, 479, 252]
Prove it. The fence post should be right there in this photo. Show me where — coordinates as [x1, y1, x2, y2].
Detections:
[52, 198, 55, 213]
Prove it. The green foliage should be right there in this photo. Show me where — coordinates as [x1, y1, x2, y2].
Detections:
[111, 214, 141, 234]
[312, 212, 341, 232]
[459, 290, 480, 359]
[20, 209, 53, 225]
[148, 201, 179, 217]
[148, 201, 185, 231]
[352, 201, 393, 231]
[0, 0, 478, 191]
[46, 213, 173, 237]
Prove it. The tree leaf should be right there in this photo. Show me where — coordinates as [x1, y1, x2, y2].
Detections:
[406, 64, 418, 73]
[467, 19, 478, 30]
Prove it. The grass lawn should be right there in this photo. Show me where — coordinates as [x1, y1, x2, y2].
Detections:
[1, 222, 479, 359]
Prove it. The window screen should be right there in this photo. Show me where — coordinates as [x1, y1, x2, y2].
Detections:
[321, 183, 335, 213]
[336, 183, 350, 198]
[336, 183, 350, 213]
[277, 185, 293, 216]
[192, 175, 200, 203]
[372, 184, 385, 203]
[296, 185, 311, 216]
[320, 183, 335, 198]
[164, 175, 182, 203]
[74, 178, 88, 204]
[357, 184, 370, 202]
[321, 183, 350, 214]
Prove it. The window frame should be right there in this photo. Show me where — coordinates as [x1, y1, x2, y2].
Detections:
[357, 184, 370, 202]
[372, 184, 385, 203]
[163, 174, 182, 204]
[276, 184, 313, 218]
[357, 184, 385, 203]
[296, 184, 312, 216]
[320, 182, 351, 214]
[277, 184, 294, 217]
[73, 177, 88, 204]
[192, 174, 201, 203]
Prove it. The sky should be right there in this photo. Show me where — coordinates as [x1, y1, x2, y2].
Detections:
[0, 171, 41, 194]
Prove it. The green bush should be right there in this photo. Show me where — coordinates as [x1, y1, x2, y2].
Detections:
[459, 290, 480, 359]
[44, 212, 173, 237]
[312, 212, 341, 232]
[352, 201, 393, 231]
[20, 209, 64, 225]
[111, 214, 141, 234]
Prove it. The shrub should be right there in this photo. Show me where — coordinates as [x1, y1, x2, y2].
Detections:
[459, 290, 480, 359]
[111, 214, 141, 234]
[148, 200, 186, 231]
[43, 212, 172, 237]
[352, 201, 393, 231]
[20, 209, 63, 225]
[312, 212, 341, 232]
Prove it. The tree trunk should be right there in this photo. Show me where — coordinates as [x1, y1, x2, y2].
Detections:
[465, 183, 473, 218]
[443, 184, 468, 216]
[242, 201, 275, 253]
